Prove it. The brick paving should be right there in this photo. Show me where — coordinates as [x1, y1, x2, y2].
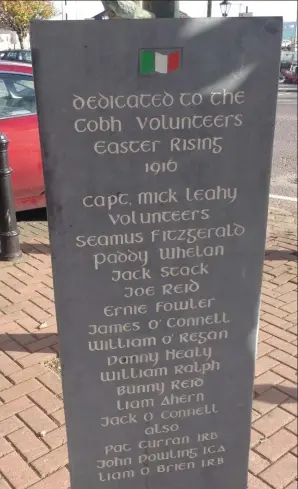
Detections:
[0, 206, 297, 489]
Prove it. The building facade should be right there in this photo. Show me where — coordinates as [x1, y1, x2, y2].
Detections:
[0, 29, 30, 50]
[58, 1, 103, 20]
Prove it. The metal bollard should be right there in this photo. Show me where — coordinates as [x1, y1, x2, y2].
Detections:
[0, 133, 22, 261]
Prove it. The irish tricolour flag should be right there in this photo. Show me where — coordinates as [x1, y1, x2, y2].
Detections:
[140, 50, 180, 74]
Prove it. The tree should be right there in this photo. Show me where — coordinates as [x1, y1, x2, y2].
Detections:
[0, 1, 56, 49]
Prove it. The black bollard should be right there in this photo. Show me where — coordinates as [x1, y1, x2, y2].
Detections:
[0, 133, 22, 261]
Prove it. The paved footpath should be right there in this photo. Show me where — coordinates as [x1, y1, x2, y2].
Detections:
[0, 207, 296, 489]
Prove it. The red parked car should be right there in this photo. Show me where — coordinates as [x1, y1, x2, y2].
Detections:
[283, 64, 298, 84]
[0, 61, 45, 211]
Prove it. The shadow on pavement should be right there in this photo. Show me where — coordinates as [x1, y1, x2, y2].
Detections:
[0, 333, 58, 350]
[254, 384, 297, 402]
[21, 242, 51, 255]
[265, 249, 297, 261]
[17, 208, 47, 222]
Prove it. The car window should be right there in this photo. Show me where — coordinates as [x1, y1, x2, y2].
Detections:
[5, 51, 18, 60]
[20, 52, 32, 62]
[0, 73, 36, 118]
[0, 79, 7, 96]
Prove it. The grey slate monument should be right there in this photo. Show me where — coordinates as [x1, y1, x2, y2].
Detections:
[30, 17, 282, 489]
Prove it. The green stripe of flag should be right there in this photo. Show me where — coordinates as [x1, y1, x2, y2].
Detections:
[140, 51, 155, 74]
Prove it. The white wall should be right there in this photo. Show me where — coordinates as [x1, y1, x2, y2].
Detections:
[0, 31, 30, 50]
[54, 1, 104, 20]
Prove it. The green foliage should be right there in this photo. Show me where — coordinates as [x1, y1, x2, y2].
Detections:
[0, 1, 57, 48]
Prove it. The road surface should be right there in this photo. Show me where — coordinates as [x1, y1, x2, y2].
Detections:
[270, 85, 297, 211]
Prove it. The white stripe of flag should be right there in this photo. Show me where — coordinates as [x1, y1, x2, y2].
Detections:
[155, 52, 168, 74]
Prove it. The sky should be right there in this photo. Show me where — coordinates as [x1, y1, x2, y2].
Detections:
[180, 1, 297, 20]
[54, 1, 297, 21]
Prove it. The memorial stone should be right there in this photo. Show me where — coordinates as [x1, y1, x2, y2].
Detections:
[30, 17, 282, 489]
